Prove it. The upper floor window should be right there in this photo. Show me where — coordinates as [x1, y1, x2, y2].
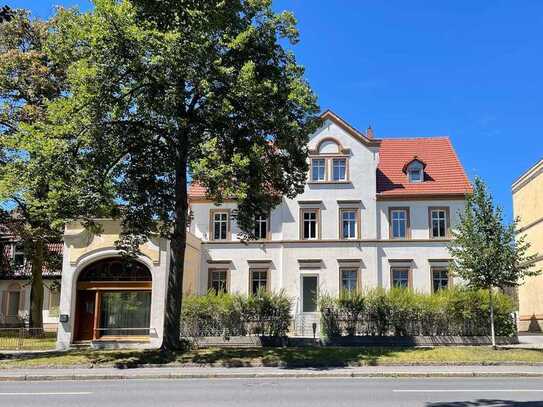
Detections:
[308, 138, 350, 183]
[429, 207, 449, 238]
[332, 158, 347, 181]
[340, 208, 358, 239]
[311, 159, 326, 181]
[389, 208, 410, 239]
[211, 210, 229, 240]
[13, 244, 25, 268]
[301, 208, 319, 240]
[254, 214, 269, 240]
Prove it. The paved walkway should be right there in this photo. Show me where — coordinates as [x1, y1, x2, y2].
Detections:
[1, 365, 543, 381]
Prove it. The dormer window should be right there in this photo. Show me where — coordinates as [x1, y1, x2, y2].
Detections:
[403, 157, 426, 184]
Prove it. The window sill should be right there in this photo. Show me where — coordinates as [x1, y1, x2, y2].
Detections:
[308, 181, 351, 185]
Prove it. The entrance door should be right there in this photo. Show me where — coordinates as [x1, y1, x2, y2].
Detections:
[302, 276, 318, 313]
[74, 290, 96, 341]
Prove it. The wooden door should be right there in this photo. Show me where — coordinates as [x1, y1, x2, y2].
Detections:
[74, 290, 96, 341]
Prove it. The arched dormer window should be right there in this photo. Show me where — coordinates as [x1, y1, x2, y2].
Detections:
[309, 138, 350, 183]
[403, 157, 426, 183]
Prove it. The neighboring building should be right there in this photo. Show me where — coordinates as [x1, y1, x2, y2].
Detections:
[0, 236, 62, 332]
[56, 220, 201, 349]
[188, 110, 472, 333]
[512, 159, 543, 332]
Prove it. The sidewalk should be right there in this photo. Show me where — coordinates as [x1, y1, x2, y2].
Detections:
[2, 365, 543, 381]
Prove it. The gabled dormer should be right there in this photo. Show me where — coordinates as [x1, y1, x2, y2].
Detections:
[403, 156, 427, 183]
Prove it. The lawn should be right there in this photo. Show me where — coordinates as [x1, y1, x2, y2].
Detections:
[1, 346, 543, 369]
[0, 331, 57, 351]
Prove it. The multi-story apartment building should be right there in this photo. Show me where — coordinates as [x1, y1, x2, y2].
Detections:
[188, 110, 472, 322]
[512, 159, 543, 332]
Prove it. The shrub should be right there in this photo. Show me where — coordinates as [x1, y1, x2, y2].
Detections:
[320, 287, 516, 338]
[181, 290, 292, 338]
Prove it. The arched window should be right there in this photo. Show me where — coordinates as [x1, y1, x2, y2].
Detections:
[309, 138, 350, 183]
[78, 258, 151, 282]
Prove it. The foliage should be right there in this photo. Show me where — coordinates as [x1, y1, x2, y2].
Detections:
[45, 0, 319, 349]
[181, 290, 292, 337]
[449, 177, 539, 347]
[0, 9, 112, 329]
[320, 288, 516, 338]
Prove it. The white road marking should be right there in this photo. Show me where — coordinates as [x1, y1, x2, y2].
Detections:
[394, 389, 543, 393]
[0, 392, 92, 396]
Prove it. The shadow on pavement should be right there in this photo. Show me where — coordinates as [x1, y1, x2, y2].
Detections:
[427, 399, 543, 406]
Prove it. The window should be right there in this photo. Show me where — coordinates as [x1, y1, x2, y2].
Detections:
[250, 270, 268, 294]
[332, 158, 347, 181]
[340, 269, 358, 293]
[211, 211, 229, 240]
[7, 291, 20, 316]
[49, 289, 61, 316]
[391, 267, 410, 289]
[254, 214, 269, 240]
[13, 244, 25, 268]
[407, 161, 424, 183]
[340, 209, 358, 239]
[390, 208, 409, 239]
[432, 268, 449, 292]
[311, 159, 326, 181]
[430, 208, 449, 238]
[99, 291, 151, 336]
[209, 270, 228, 293]
[301, 209, 319, 240]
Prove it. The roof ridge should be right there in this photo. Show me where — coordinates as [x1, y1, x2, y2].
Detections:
[381, 136, 450, 141]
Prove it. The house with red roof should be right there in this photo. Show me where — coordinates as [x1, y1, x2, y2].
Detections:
[188, 110, 472, 334]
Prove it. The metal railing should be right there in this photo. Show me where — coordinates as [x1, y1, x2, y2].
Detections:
[92, 327, 157, 338]
[0, 328, 57, 351]
[181, 316, 290, 339]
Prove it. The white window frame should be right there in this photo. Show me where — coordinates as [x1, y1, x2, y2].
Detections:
[340, 269, 358, 293]
[254, 214, 269, 240]
[432, 268, 450, 292]
[211, 211, 229, 241]
[301, 209, 319, 240]
[340, 209, 358, 240]
[332, 158, 347, 181]
[310, 158, 326, 182]
[430, 208, 448, 238]
[390, 208, 409, 239]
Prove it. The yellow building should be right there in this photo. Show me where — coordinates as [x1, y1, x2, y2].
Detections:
[512, 159, 543, 332]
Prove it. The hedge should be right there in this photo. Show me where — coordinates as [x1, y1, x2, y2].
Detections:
[320, 288, 516, 338]
[181, 290, 292, 338]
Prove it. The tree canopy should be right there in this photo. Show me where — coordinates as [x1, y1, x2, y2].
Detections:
[46, 0, 319, 349]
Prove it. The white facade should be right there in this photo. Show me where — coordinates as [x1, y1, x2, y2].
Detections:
[189, 113, 467, 318]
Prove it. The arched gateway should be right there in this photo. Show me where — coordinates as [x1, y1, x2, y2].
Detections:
[73, 258, 152, 342]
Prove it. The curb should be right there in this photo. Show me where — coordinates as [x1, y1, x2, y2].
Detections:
[2, 371, 543, 381]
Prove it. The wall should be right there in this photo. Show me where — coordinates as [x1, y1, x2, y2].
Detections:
[513, 160, 543, 332]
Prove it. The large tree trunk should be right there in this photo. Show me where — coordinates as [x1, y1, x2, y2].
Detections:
[28, 240, 44, 332]
[161, 155, 188, 351]
[489, 286, 496, 350]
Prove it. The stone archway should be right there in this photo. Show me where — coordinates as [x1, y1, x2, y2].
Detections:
[73, 258, 152, 342]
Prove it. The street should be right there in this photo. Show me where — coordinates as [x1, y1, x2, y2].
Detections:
[1, 377, 543, 406]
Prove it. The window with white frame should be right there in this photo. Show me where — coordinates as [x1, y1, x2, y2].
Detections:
[391, 267, 410, 289]
[340, 209, 358, 239]
[301, 209, 319, 240]
[340, 269, 358, 293]
[407, 162, 424, 183]
[432, 268, 449, 292]
[311, 159, 326, 182]
[254, 214, 269, 240]
[212, 211, 229, 240]
[390, 208, 409, 239]
[430, 208, 448, 238]
[332, 158, 347, 181]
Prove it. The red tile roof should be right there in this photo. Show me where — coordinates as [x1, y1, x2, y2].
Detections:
[188, 183, 207, 199]
[377, 137, 472, 198]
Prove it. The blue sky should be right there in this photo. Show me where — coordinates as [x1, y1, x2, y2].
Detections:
[13, 0, 543, 221]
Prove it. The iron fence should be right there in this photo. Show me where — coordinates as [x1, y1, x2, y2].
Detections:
[0, 328, 57, 351]
[181, 315, 289, 339]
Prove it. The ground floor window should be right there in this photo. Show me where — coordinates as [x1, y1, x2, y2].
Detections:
[209, 270, 228, 293]
[432, 268, 450, 292]
[250, 270, 268, 294]
[99, 291, 151, 336]
[391, 267, 410, 289]
[340, 269, 358, 293]
[7, 291, 20, 316]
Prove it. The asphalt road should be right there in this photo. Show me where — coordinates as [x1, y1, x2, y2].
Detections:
[1, 377, 543, 407]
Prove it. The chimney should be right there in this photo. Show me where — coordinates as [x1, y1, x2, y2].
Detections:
[366, 126, 374, 139]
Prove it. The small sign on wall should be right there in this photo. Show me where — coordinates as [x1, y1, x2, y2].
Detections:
[59, 314, 69, 323]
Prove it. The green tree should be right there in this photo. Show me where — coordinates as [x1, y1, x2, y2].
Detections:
[47, 0, 319, 350]
[0, 10, 111, 330]
[449, 177, 539, 348]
